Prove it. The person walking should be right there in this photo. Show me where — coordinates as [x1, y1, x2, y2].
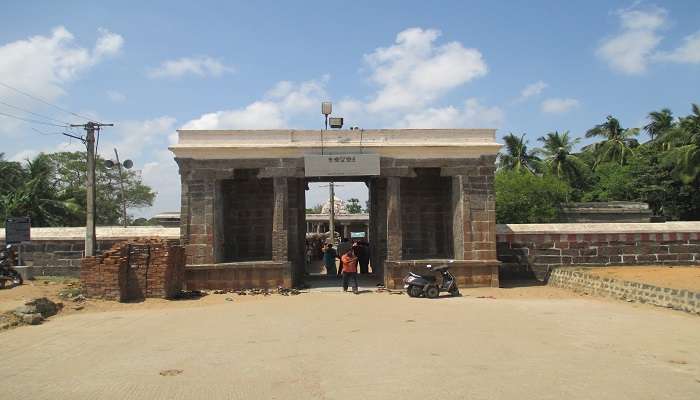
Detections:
[322, 243, 337, 276]
[340, 245, 359, 294]
[335, 237, 352, 277]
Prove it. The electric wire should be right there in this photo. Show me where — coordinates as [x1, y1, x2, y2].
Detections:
[0, 100, 71, 126]
[0, 110, 69, 128]
[0, 81, 94, 122]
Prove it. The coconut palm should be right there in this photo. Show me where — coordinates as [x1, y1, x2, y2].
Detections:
[535, 131, 586, 185]
[584, 115, 640, 166]
[0, 153, 80, 226]
[644, 108, 674, 141]
[660, 104, 700, 183]
[497, 133, 539, 173]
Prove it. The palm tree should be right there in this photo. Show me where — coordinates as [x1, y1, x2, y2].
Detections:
[0, 154, 79, 226]
[644, 108, 674, 141]
[661, 104, 700, 183]
[497, 133, 539, 173]
[535, 131, 586, 185]
[584, 115, 640, 166]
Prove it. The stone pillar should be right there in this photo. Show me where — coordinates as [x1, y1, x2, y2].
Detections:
[452, 174, 497, 261]
[343, 224, 350, 239]
[179, 170, 217, 265]
[452, 176, 467, 260]
[386, 176, 402, 261]
[272, 177, 288, 262]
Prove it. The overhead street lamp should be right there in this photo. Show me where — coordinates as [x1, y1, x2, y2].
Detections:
[104, 148, 133, 228]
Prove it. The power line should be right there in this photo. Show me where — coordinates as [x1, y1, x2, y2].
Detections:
[0, 81, 94, 122]
[0, 99, 72, 125]
[30, 127, 64, 137]
[0, 110, 69, 128]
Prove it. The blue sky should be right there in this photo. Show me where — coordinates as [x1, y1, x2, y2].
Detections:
[1, 1, 699, 216]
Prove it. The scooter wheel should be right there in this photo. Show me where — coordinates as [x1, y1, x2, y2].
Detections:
[408, 285, 423, 298]
[10, 270, 23, 286]
[425, 286, 439, 299]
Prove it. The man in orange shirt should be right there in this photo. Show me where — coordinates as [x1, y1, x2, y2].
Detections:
[340, 245, 359, 294]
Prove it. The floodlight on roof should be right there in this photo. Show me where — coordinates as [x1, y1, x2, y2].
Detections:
[329, 117, 343, 129]
[321, 102, 332, 116]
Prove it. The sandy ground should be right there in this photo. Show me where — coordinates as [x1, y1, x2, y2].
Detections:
[585, 266, 700, 291]
[1, 281, 699, 400]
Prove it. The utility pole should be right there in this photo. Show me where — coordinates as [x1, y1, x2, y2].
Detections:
[70, 121, 113, 256]
[113, 148, 128, 228]
[329, 182, 336, 243]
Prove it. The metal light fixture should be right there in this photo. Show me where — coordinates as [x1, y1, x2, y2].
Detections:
[329, 117, 343, 129]
[321, 102, 332, 116]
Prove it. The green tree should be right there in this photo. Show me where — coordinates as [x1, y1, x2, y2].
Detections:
[46, 152, 156, 225]
[0, 154, 81, 226]
[535, 130, 588, 187]
[584, 115, 640, 166]
[495, 170, 570, 224]
[346, 198, 362, 214]
[497, 133, 539, 173]
[659, 104, 700, 183]
[644, 108, 675, 141]
[580, 162, 635, 202]
[306, 203, 323, 214]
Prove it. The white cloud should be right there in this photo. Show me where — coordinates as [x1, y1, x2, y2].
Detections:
[517, 81, 547, 102]
[597, 6, 667, 75]
[654, 31, 700, 64]
[182, 78, 326, 129]
[100, 116, 177, 159]
[399, 98, 504, 128]
[364, 27, 488, 112]
[0, 26, 123, 135]
[106, 90, 126, 102]
[94, 28, 124, 58]
[148, 56, 235, 79]
[541, 98, 580, 114]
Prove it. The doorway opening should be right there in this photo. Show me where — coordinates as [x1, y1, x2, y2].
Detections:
[303, 179, 377, 287]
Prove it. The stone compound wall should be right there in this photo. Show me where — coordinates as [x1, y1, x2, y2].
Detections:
[497, 222, 700, 280]
[81, 239, 185, 301]
[185, 261, 291, 291]
[548, 268, 700, 315]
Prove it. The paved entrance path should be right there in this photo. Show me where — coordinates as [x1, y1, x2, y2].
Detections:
[1, 291, 699, 399]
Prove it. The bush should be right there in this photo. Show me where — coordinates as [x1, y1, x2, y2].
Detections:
[495, 170, 570, 224]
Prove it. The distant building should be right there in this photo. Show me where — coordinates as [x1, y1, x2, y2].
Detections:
[557, 202, 652, 223]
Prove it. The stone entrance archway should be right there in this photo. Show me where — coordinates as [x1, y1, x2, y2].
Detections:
[171, 129, 501, 290]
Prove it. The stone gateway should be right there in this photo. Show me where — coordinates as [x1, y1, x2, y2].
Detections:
[169, 129, 501, 290]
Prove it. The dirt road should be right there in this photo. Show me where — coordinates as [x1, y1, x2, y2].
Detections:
[1, 290, 699, 400]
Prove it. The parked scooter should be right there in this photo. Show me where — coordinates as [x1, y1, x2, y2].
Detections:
[0, 244, 23, 289]
[403, 260, 459, 298]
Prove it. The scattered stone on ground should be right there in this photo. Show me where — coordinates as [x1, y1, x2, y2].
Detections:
[73, 305, 84, 311]
[213, 290, 226, 294]
[159, 369, 183, 377]
[277, 286, 301, 296]
[173, 290, 206, 300]
[225, 297, 234, 302]
[22, 313, 43, 325]
[72, 294, 87, 302]
[7, 297, 62, 327]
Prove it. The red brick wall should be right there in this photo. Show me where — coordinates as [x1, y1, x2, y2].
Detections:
[81, 240, 185, 301]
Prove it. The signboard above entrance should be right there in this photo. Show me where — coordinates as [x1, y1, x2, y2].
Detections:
[304, 154, 380, 177]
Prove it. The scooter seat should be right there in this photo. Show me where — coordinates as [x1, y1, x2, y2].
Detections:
[409, 272, 436, 281]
